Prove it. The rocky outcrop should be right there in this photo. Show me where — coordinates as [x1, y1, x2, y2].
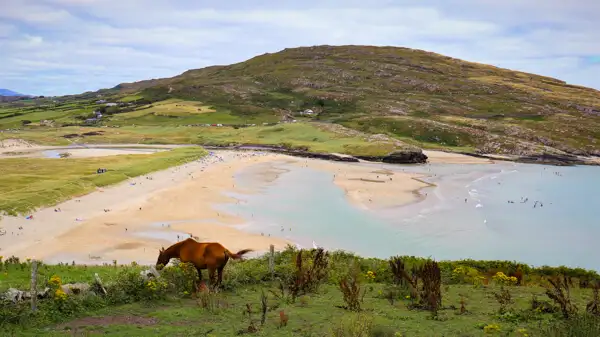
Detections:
[515, 153, 596, 166]
[382, 150, 428, 164]
[355, 149, 428, 164]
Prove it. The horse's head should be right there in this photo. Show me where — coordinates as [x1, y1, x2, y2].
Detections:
[156, 247, 169, 270]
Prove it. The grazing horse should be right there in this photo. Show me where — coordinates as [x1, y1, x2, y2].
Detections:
[156, 238, 252, 288]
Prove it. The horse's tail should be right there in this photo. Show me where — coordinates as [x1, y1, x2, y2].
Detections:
[225, 248, 253, 260]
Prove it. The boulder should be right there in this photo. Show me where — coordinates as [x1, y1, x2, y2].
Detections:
[4, 288, 26, 303]
[382, 149, 428, 164]
[61, 283, 91, 295]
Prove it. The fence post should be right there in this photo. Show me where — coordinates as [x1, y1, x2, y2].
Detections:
[30, 260, 38, 312]
[269, 245, 275, 279]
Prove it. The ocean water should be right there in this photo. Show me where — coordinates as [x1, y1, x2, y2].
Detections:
[221, 161, 600, 271]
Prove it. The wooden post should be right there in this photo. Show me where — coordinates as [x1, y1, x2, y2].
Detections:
[269, 245, 275, 279]
[30, 260, 38, 312]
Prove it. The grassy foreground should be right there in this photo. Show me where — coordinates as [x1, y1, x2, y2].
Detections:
[0, 146, 206, 216]
[1, 248, 599, 336]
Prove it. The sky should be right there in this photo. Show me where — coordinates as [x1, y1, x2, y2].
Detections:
[1, 0, 599, 96]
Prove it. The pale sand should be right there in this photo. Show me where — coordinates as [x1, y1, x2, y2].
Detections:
[423, 150, 493, 164]
[0, 147, 486, 264]
[299, 160, 431, 209]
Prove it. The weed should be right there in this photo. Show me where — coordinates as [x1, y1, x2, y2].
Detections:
[278, 248, 330, 302]
[338, 263, 366, 311]
[330, 313, 373, 337]
[278, 310, 288, 328]
[260, 290, 268, 326]
[587, 281, 600, 316]
[493, 286, 514, 314]
[459, 294, 468, 315]
[537, 314, 600, 337]
[545, 275, 578, 319]
[238, 303, 258, 335]
[530, 294, 556, 314]
[418, 259, 442, 315]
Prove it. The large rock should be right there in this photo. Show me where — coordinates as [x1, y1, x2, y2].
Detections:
[3, 287, 51, 303]
[382, 149, 428, 164]
[61, 283, 91, 295]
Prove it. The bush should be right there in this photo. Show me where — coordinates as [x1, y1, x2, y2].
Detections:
[105, 268, 168, 304]
[160, 261, 198, 296]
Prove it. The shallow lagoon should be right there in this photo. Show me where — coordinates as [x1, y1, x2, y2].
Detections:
[222, 160, 600, 271]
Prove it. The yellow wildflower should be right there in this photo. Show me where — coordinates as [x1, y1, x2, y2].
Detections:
[49, 275, 62, 288]
[483, 324, 501, 333]
[54, 288, 68, 301]
[492, 272, 517, 286]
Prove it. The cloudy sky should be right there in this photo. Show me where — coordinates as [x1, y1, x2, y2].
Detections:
[1, 0, 599, 96]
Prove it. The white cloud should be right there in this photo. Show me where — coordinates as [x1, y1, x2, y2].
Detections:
[0, 0, 598, 95]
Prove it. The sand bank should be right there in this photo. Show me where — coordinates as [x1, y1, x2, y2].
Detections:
[298, 160, 431, 209]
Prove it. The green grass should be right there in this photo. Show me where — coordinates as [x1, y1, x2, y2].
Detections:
[0, 123, 399, 156]
[1, 249, 599, 336]
[0, 147, 206, 216]
[118, 94, 143, 103]
[13, 284, 588, 336]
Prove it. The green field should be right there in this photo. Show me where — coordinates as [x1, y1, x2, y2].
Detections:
[1, 249, 599, 336]
[0, 147, 206, 216]
[0, 123, 399, 156]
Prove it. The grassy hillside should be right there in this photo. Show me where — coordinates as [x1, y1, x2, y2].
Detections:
[111, 45, 600, 157]
[1, 248, 599, 336]
[1, 45, 599, 157]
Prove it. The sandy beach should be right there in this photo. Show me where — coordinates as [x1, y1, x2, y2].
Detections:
[0, 146, 489, 265]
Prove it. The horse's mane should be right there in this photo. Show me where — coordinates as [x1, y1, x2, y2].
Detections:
[163, 238, 195, 256]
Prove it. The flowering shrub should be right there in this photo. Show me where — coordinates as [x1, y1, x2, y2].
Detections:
[160, 261, 198, 296]
[143, 279, 169, 300]
[492, 272, 518, 286]
[452, 266, 485, 286]
[365, 270, 376, 281]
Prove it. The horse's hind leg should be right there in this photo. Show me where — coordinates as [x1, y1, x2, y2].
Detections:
[217, 264, 226, 289]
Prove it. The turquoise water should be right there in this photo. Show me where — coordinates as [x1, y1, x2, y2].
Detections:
[222, 161, 600, 271]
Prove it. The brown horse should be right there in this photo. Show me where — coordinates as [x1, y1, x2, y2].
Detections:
[156, 238, 252, 288]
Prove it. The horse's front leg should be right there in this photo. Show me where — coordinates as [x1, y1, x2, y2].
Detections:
[194, 267, 204, 293]
[208, 267, 217, 291]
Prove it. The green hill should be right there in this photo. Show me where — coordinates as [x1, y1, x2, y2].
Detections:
[2, 45, 600, 157]
[111, 45, 600, 156]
